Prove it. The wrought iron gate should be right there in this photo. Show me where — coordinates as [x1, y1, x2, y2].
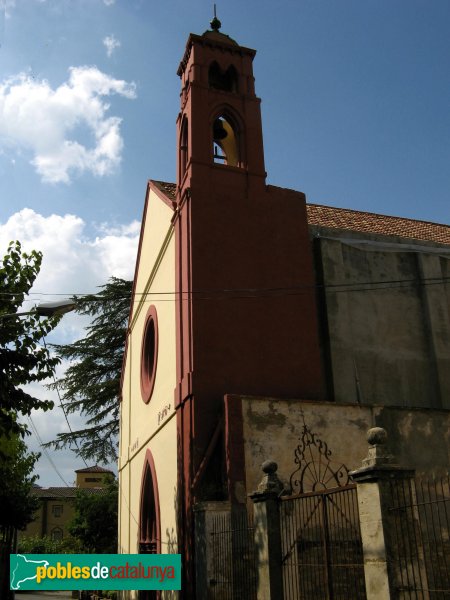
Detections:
[280, 416, 367, 599]
[280, 484, 367, 600]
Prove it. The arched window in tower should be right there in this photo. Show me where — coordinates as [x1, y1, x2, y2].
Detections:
[208, 62, 238, 93]
[213, 115, 240, 167]
[179, 117, 188, 181]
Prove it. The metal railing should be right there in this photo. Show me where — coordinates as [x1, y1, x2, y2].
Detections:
[279, 484, 367, 600]
[389, 475, 450, 599]
[209, 509, 257, 599]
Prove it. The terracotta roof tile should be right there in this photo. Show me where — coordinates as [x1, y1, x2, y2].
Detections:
[151, 180, 176, 202]
[75, 465, 114, 474]
[31, 487, 77, 498]
[307, 203, 450, 245]
[31, 486, 106, 498]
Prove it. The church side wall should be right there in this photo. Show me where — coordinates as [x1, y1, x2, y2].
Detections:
[119, 188, 178, 572]
[313, 233, 450, 409]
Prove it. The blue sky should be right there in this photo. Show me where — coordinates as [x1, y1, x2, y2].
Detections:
[1, 0, 449, 486]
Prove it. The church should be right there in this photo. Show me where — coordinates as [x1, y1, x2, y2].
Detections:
[118, 17, 450, 599]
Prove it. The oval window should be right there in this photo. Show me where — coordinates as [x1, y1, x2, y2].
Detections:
[140, 306, 158, 403]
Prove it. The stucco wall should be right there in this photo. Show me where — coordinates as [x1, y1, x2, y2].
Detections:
[312, 232, 450, 409]
[238, 396, 450, 497]
[119, 186, 178, 568]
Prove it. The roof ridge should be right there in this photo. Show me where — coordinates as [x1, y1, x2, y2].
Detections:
[307, 202, 449, 229]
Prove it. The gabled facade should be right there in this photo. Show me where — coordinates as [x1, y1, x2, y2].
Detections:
[118, 179, 178, 561]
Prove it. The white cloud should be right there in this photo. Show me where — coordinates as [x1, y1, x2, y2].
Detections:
[1, 208, 138, 484]
[103, 34, 121, 57]
[103, 0, 115, 5]
[0, 66, 136, 183]
[1, 0, 47, 19]
[0, 208, 139, 297]
[1, 0, 16, 19]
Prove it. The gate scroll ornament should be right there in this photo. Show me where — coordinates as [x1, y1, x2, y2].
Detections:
[289, 416, 351, 494]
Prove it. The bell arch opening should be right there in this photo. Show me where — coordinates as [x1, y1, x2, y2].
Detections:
[208, 62, 238, 93]
[212, 114, 240, 167]
[179, 117, 188, 182]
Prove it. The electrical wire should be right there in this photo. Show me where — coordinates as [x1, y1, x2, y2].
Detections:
[1, 274, 450, 303]
[41, 334, 89, 468]
[26, 415, 70, 487]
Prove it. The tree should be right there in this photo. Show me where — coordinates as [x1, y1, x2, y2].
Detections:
[0, 434, 40, 599]
[69, 476, 118, 553]
[48, 277, 132, 464]
[0, 241, 60, 438]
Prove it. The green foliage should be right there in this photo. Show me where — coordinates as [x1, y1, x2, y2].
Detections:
[18, 533, 83, 554]
[0, 240, 60, 438]
[17, 534, 64, 554]
[69, 477, 118, 553]
[0, 434, 40, 533]
[0, 433, 41, 600]
[48, 277, 131, 463]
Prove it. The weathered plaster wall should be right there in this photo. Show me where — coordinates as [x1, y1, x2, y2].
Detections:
[119, 186, 178, 571]
[312, 231, 450, 409]
[238, 396, 450, 496]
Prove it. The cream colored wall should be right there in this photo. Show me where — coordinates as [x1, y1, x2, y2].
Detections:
[119, 187, 178, 575]
[76, 472, 111, 488]
[120, 416, 178, 551]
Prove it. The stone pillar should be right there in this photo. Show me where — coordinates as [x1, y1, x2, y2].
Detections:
[250, 460, 284, 600]
[350, 427, 429, 600]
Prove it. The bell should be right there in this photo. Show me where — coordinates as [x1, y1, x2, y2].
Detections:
[213, 118, 228, 141]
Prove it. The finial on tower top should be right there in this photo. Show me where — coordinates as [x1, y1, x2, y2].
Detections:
[210, 4, 221, 31]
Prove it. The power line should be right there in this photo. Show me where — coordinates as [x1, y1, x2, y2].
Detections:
[41, 334, 89, 469]
[0, 274, 450, 302]
[26, 415, 70, 487]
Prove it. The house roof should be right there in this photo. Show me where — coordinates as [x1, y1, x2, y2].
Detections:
[306, 203, 450, 245]
[75, 465, 114, 474]
[31, 487, 76, 499]
[31, 486, 105, 498]
[150, 180, 450, 245]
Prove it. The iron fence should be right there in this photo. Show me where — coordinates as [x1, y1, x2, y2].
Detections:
[209, 509, 257, 599]
[279, 484, 366, 600]
[389, 475, 450, 599]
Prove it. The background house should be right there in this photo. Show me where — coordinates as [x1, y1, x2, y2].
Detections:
[22, 466, 113, 542]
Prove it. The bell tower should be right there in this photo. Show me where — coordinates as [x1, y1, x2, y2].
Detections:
[176, 14, 266, 200]
[173, 18, 325, 596]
